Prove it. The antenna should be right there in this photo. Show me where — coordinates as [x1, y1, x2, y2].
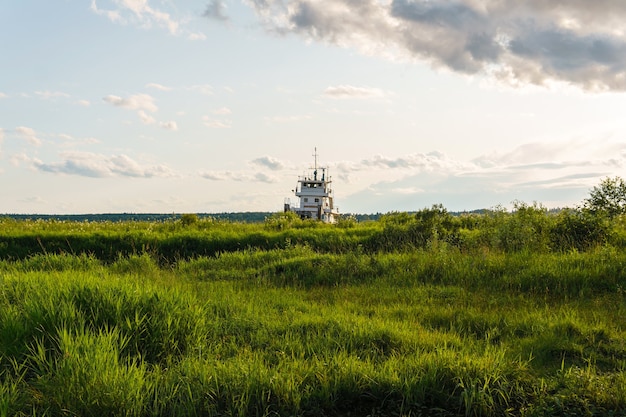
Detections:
[313, 147, 318, 181]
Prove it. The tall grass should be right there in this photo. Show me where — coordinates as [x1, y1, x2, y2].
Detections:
[1, 209, 626, 415]
[2, 208, 621, 262]
[0, 249, 625, 415]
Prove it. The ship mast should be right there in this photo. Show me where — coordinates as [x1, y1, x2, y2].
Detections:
[313, 147, 318, 180]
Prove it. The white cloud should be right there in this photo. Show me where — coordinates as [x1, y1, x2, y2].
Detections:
[188, 84, 214, 95]
[15, 126, 42, 146]
[249, 0, 626, 91]
[103, 96, 177, 129]
[323, 85, 387, 99]
[203, 116, 231, 128]
[188, 32, 207, 41]
[160, 121, 178, 131]
[338, 138, 626, 212]
[199, 170, 277, 183]
[55, 133, 101, 147]
[31, 152, 176, 178]
[90, 0, 122, 23]
[10, 153, 29, 167]
[18, 196, 47, 206]
[77, 99, 91, 107]
[263, 114, 313, 124]
[91, 0, 179, 35]
[339, 152, 470, 174]
[199, 170, 234, 181]
[213, 107, 232, 115]
[145, 83, 172, 91]
[35, 90, 70, 100]
[138, 110, 156, 125]
[0, 92, 8, 99]
[103, 93, 158, 112]
[391, 187, 423, 195]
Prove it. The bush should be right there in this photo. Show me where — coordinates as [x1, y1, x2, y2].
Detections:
[551, 209, 609, 251]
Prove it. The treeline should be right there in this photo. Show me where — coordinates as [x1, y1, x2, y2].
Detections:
[2, 212, 274, 223]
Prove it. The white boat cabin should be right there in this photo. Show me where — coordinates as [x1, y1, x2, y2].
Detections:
[284, 149, 339, 223]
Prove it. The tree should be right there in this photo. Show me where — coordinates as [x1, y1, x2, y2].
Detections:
[584, 176, 626, 219]
[180, 213, 199, 226]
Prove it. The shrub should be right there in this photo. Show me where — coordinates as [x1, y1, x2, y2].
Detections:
[551, 209, 609, 251]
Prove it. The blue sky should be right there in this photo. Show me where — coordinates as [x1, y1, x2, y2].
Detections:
[2, 0, 626, 214]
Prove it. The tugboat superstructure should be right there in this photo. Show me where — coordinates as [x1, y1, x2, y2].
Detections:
[284, 149, 339, 223]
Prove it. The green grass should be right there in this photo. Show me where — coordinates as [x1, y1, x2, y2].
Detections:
[0, 246, 624, 416]
[1, 211, 626, 416]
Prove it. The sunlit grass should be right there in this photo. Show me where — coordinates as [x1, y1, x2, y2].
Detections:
[1, 212, 626, 415]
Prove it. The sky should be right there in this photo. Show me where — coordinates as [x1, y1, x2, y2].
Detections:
[2, 0, 626, 215]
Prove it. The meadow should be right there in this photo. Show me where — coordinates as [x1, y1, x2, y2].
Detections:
[1, 202, 626, 416]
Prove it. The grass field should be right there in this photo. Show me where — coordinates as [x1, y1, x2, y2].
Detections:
[1, 209, 625, 416]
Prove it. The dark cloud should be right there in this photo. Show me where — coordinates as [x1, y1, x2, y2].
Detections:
[203, 0, 228, 21]
[248, 0, 626, 90]
[391, 0, 485, 29]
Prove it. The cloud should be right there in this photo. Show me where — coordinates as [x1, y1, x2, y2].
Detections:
[199, 170, 278, 183]
[254, 172, 278, 183]
[77, 100, 91, 107]
[18, 196, 47, 206]
[248, 0, 626, 91]
[31, 152, 175, 178]
[55, 134, 101, 147]
[138, 112, 178, 130]
[391, 187, 424, 195]
[323, 85, 387, 99]
[15, 126, 42, 146]
[104, 94, 177, 127]
[337, 151, 470, 174]
[188, 32, 207, 41]
[213, 107, 232, 115]
[188, 84, 214, 95]
[0, 92, 8, 99]
[145, 83, 173, 91]
[160, 121, 178, 131]
[251, 156, 286, 171]
[203, 0, 229, 21]
[90, 0, 123, 22]
[338, 138, 626, 212]
[199, 171, 235, 181]
[103, 93, 158, 112]
[138, 110, 156, 125]
[35, 90, 70, 100]
[91, 0, 180, 35]
[263, 114, 312, 124]
[203, 116, 231, 128]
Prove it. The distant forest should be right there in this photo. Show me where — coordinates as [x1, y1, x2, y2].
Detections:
[1, 210, 490, 223]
